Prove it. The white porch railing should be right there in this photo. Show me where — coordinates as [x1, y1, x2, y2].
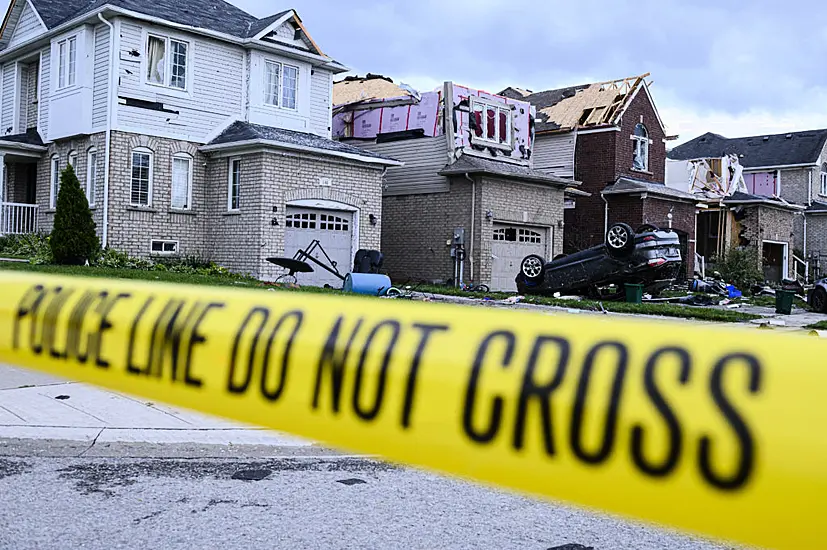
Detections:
[792, 254, 809, 284]
[0, 202, 38, 235]
[694, 252, 706, 279]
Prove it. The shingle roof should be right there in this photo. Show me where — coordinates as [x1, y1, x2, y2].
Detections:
[438, 154, 571, 187]
[667, 130, 827, 168]
[602, 177, 699, 202]
[0, 128, 45, 147]
[30, 0, 290, 39]
[723, 191, 804, 210]
[206, 121, 398, 163]
[806, 201, 827, 214]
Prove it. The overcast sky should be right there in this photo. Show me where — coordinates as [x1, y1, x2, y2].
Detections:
[6, 0, 827, 144]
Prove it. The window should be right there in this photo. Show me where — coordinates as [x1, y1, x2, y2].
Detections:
[821, 163, 827, 196]
[228, 159, 241, 210]
[130, 149, 153, 206]
[151, 240, 178, 255]
[50, 155, 60, 208]
[86, 149, 97, 206]
[264, 60, 299, 109]
[67, 150, 77, 169]
[632, 123, 649, 171]
[319, 214, 349, 232]
[285, 212, 316, 229]
[57, 36, 77, 89]
[518, 228, 542, 243]
[171, 154, 192, 210]
[470, 99, 512, 146]
[146, 34, 188, 90]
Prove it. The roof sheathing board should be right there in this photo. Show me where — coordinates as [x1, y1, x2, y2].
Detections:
[333, 77, 415, 108]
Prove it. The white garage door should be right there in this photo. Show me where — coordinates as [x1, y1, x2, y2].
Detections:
[490, 224, 549, 292]
[284, 207, 353, 287]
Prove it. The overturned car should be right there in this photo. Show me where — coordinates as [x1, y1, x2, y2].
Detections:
[515, 223, 683, 298]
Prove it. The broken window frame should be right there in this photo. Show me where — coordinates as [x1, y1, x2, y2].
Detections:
[632, 123, 649, 172]
[470, 98, 513, 150]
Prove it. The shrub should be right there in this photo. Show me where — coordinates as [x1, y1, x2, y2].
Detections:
[49, 165, 99, 265]
[717, 246, 764, 290]
[0, 233, 51, 260]
[95, 248, 153, 270]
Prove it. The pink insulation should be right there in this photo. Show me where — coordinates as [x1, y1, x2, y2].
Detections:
[744, 172, 777, 196]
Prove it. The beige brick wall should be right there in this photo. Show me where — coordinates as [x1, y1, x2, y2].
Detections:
[37, 133, 107, 238]
[476, 176, 565, 284]
[381, 175, 565, 286]
[106, 132, 209, 258]
[381, 180, 473, 284]
[207, 150, 384, 280]
[738, 204, 796, 278]
[779, 167, 811, 206]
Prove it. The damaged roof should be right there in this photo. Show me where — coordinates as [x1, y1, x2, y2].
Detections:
[602, 177, 700, 202]
[723, 191, 804, 210]
[203, 121, 400, 165]
[0, 128, 44, 147]
[667, 130, 827, 169]
[498, 74, 654, 134]
[333, 74, 418, 108]
[22, 0, 291, 39]
[438, 154, 572, 187]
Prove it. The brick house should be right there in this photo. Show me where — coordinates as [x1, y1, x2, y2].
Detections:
[0, 0, 399, 284]
[500, 74, 700, 278]
[667, 130, 826, 281]
[332, 75, 573, 292]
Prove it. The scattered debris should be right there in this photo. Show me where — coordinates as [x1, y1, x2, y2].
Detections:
[336, 478, 367, 486]
[231, 469, 272, 481]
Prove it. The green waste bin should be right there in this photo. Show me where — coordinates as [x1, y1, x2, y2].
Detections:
[625, 283, 644, 304]
[776, 290, 794, 315]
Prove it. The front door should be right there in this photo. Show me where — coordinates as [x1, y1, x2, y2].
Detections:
[283, 206, 354, 287]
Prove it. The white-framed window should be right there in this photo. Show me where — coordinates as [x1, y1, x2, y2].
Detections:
[57, 36, 77, 89]
[632, 123, 649, 171]
[146, 34, 188, 90]
[171, 153, 193, 210]
[820, 163, 827, 196]
[86, 148, 97, 206]
[228, 158, 241, 211]
[470, 98, 512, 146]
[49, 155, 60, 208]
[264, 60, 299, 109]
[518, 228, 542, 243]
[150, 240, 178, 255]
[130, 148, 153, 206]
[67, 150, 77, 169]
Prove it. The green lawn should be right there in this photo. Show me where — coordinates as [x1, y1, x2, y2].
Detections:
[807, 321, 827, 330]
[0, 262, 763, 323]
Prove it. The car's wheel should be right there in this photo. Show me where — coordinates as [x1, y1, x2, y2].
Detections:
[636, 224, 659, 233]
[606, 222, 635, 258]
[520, 254, 545, 283]
[811, 287, 827, 313]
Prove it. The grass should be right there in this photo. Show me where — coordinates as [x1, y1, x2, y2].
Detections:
[0, 262, 764, 323]
[807, 321, 827, 330]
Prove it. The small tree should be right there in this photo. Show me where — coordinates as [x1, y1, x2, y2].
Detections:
[718, 246, 764, 290]
[50, 165, 98, 265]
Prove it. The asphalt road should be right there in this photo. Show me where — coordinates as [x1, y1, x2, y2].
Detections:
[0, 454, 740, 550]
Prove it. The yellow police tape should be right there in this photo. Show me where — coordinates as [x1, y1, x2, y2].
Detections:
[0, 271, 823, 549]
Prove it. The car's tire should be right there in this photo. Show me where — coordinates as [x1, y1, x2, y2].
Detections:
[520, 254, 545, 284]
[606, 222, 635, 258]
[636, 224, 659, 233]
[811, 287, 827, 313]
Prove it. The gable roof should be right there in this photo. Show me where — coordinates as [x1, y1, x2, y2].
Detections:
[499, 74, 659, 134]
[201, 121, 401, 166]
[4, 0, 300, 45]
[667, 130, 827, 169]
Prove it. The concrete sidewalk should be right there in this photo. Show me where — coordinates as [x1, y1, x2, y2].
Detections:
[0, 364, 329, 458]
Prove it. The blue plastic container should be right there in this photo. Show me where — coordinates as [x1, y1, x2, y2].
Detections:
[343, 273, 392, 296]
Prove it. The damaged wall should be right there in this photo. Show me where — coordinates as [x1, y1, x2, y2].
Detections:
[734, 205, 796, 278]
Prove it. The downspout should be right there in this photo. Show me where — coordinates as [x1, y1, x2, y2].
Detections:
[465, 173, 475, 282]
[601, 192, 609, 238]
[98, 13, 116, 248]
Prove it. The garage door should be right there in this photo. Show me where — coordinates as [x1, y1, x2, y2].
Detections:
[284, 207, 353, 287]
[490, 224, 548, 292]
